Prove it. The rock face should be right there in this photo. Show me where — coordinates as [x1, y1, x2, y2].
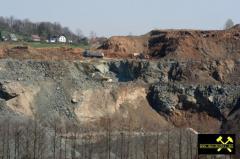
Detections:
[0, 58, 239, 133]
[0, 80, 39, 116]
[147, 84, 240, 120]
[1, 27, 240, 159]
[147, 84, 179, 113]
[0, 59, 171, 130]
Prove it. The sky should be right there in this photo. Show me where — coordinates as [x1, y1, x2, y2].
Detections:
[0, 0, 239, 37]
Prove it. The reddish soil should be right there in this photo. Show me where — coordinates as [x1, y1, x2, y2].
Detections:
[1, 25, 239, 61]
[98, 25, 240, 60]
[0, 46, 84, 61]
[169, 110, 221, 133]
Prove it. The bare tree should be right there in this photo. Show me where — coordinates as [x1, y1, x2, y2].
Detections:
[178, 129, 182, 159]
[224, 19, 234, 29]
[89, 31, 97, 45]
[189, 132, 193, 159]
[13, 123, 21, 159]
[1, 119, 6, 159]
[64, 128, 68, 159]
[156, 133, 159, 159]
[167, 129, 170, 159]
[33, 118, 38, 159]
[76, 29, 83, 39]
[6, 119, 10, 159]
[142, 130, 147, 159]
[37, 126, 47, 159]
[70, 123, 78, 159]
[24, 120, 31, 159]
[58, 127, 63, 159]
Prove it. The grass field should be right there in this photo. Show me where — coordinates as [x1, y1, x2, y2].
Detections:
[0, 41, 90, 49]
[27, 42, 90, 49]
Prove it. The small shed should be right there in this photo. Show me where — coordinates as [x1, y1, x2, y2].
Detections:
[31, 35, 41, 42]
[49, 36, 57, 43]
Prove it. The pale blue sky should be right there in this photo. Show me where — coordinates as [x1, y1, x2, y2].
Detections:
[0, 0, 239, 37]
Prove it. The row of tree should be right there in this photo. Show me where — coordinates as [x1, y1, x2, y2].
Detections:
[0, 116, 202, 159]
[0, 16, 88, 43]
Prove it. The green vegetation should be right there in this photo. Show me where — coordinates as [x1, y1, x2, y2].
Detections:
[26, 42, 89, 49]
[0, 31, 2, 41]
[0, 16, 88, 44]
[0, 41, 90, 50]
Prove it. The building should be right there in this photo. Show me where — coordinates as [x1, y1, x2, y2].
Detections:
[9, 34, 18, 41]
[1, 36, 8, 41]
[49, 36, 57, 43]
[48, 35, 67, 43]
[31, 35, 41, 42]
[58, 36, 67, 43]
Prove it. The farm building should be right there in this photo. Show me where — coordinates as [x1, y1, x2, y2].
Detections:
[48, 36, 57, 43]
[58, 36, 67, 43]
[48, 35, 67, 43]
[31, 35, 41, 42]
[9, 34, 18, 41]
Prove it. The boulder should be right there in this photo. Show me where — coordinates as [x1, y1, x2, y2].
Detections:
[92, 72, 112, 82]
[93, 63, 109, 74]
[179, 95, 198, 109]
[147, 85, 179, 114]
[71, 98, 78, 104]
[156, 93, 179, 113]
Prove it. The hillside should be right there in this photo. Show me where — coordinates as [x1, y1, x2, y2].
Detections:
[98, 25, 240, 60]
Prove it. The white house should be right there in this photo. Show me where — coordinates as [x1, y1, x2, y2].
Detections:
[10, 34, 18, 41]
[58, 36, 67, 43]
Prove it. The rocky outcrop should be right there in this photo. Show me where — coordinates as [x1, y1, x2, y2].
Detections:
[0, 81, 39, 116]
[147, 83, 240, 120]
[0, 58, 239, 133]
[0, 81, 21, 100]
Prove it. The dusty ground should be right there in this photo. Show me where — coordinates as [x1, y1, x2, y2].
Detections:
[0, 44, 84, 60]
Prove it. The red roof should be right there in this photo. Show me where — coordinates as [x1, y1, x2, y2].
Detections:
[31, 35, 40, 39]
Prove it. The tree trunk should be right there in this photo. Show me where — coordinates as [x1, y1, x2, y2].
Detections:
[179, 129, 182, 159]
[167, 130, 170, 159]
[33, 119, 38, 159]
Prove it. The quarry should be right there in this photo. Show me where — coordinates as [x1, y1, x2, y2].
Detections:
[0, 25, 240, 159]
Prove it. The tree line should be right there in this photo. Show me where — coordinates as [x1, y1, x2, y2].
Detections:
[0, 115, 202, 159]
[0, 16, 86, 43]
